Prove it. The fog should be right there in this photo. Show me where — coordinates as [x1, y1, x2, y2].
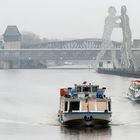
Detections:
[0, 0, 140, 40]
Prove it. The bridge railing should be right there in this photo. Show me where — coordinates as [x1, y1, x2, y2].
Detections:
[22, 39, 122, 50]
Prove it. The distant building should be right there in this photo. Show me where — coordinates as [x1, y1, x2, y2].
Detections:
[133, 39, 140, 48]
[3, 25, 21, 68]
[3, 25, 21, 49]
[0, 35, 4, 49]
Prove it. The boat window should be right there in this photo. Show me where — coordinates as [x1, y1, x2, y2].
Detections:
[83, 86, 91, 92]
[92, 86, 98, 92]
[76, 86, 81, 92]
[97, 101, 107, 111]
[69, 101, 80, 111]
[108, 101, 111, 111]
[64, 101, 68, 111]
[136, 85, 140, 90]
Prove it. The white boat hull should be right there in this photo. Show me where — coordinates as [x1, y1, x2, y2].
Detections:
[127, 92, 140, 101]
[59, 112, 112, 126]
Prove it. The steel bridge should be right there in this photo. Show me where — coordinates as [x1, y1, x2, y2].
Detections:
[24, 38, 122, 49]
[0, 38, 139, 68]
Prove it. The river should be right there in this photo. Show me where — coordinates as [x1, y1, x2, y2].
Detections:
[0, 69, 140, 140]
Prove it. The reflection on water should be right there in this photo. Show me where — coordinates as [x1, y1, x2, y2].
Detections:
[61, 126, 112, 140]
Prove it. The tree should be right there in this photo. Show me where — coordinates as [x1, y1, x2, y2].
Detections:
[21, 32, 42, 48]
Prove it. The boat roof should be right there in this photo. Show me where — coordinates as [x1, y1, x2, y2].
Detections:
[132, 80, 140, 84]
[75, 84, 99, 87]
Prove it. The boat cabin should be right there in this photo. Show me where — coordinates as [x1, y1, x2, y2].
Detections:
[130, 80, 140, 90]
[59, 83, 111, 113]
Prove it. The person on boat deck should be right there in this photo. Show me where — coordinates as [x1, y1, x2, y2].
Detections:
[69, 88, 77, 97]
[96, 90, 104, 98]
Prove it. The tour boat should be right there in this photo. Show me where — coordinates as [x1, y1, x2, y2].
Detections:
[127, 80, 140, 101]
[58, 82, 112, 126]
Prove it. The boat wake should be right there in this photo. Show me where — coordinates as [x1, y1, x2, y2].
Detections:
[0, 117, 60, 127]
[111, 119, 140, 127]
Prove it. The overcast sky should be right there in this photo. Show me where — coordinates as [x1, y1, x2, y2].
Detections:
[0, 0, 139, 40]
